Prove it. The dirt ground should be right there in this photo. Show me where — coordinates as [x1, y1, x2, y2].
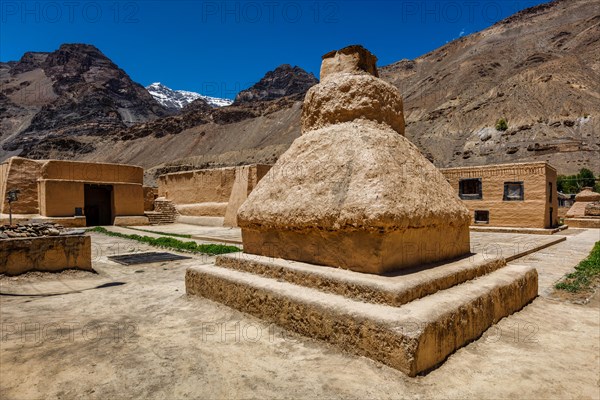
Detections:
[1, 230, 599, 400]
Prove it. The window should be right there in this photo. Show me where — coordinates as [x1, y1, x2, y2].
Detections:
[503, 182, 524, 201]
[474, 210, 489, 224]
[549, 182, 553, 203]
[459, 178, 482, 200]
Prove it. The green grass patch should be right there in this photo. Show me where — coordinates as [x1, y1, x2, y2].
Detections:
[555, 241, 600, 293]
[122, 226, 192, 239]
[88, 227, 240, 255]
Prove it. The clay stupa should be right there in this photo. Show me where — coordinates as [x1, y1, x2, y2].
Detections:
[238, 45, 471, 274]
[566, 187, 600, 218]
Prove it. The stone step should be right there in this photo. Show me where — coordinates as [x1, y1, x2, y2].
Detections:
[564, 218, 600, 229]
[176, 215, 224, 227]
[186, 263, 538, 376]
[145, 198, 179, 224]
[215, 252, 506, 307]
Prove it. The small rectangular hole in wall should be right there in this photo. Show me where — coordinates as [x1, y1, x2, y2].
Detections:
[474, 210, 490, 224]
[503, 181, 524, 201]
[459, 178, 482, 200]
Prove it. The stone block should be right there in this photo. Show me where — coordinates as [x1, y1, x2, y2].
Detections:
[0, 235, 92, 275]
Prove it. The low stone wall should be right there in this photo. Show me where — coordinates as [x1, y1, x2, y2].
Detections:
[0, 215, 87, 227]
[0, 235, 92, 275]
[176, 202, 228, 217]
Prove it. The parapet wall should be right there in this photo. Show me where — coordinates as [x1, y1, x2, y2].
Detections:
[40, 160, 143, 184]
[441, 162, 549, 180]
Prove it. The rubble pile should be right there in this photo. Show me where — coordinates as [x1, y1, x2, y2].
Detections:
[0, 223, 66, 239]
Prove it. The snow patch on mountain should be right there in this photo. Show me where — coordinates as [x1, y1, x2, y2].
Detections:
[146, 82, 233, 109]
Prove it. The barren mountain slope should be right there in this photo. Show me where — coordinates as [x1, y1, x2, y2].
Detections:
[87, 100, 304, 185]
[115, 0, 600, 179]
[379, 0, 600, 174]
[2, 0, 598, 179]
[0, 44, 168, 160]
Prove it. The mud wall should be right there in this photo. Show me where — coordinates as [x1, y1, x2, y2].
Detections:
[0, 157, 43, 215]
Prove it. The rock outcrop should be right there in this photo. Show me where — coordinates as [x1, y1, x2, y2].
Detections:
[237, 45, 471, 274]
[234, 64, 318, 104]
[1, 44, 168, 159]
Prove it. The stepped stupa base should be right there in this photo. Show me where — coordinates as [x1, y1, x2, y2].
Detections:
[186, 254, 538, 376]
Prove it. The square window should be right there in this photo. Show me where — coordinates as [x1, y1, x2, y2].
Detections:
[474, 210, 489, 224]
[459, 178, 482, 200]
[504, 182, 524, 201]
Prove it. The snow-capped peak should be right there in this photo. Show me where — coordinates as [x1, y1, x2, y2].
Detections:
[146, 82, 233, 109]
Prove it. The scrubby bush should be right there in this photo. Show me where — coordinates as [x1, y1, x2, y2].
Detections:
[495, 118, 508, 131]
[557, 168, 599, 193]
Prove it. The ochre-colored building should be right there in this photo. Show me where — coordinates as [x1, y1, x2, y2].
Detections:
[158, 164, 271, 227]
[0, 157, 148, 226]
[441, 162, 558, 229]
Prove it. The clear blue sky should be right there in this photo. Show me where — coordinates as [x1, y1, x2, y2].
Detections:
[1, 0, 548, 99]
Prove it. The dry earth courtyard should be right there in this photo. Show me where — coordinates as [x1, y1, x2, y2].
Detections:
[1, 1, 600, 398]
[1, 225, 598, 399]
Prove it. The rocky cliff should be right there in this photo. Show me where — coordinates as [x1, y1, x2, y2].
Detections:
[234, 64, 318, 104]
[0, 44, 168, 159]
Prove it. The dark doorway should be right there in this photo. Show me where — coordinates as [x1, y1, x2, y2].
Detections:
[84, 184, 114, 226]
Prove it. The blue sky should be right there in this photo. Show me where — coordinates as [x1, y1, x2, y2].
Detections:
[1, 0, 548, 99]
